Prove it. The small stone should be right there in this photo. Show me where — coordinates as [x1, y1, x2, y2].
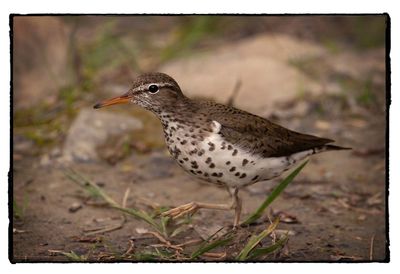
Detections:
[39, 154, 51, 167]
[50, 147, 62, 157]
[61, 108, 142, 163]
[69, 202, 82, 213]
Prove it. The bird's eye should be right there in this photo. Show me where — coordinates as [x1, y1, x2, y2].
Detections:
[148, 84, 159, 93]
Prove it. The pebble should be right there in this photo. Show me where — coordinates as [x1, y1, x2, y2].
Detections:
[68, 202, 82, 213]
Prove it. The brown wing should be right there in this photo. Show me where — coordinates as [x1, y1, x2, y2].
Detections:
[205, 102, 333, 157]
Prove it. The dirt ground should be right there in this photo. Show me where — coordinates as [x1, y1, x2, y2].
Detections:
[11, 16, 388, 262]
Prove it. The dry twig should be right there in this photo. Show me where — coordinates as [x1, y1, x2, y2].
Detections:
[369, 234, 375, 260]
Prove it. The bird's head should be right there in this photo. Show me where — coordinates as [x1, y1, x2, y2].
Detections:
[94, 72, 184, 113]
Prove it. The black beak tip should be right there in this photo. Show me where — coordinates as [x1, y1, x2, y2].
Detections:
[93, 103, 102, 109]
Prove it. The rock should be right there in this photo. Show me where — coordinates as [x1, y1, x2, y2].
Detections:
[161, 34, 326, 116]
[61, 108, 142, 163]
[13, 17, 71, 109]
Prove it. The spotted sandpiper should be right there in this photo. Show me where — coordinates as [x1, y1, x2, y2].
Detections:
[94, 72, 349, 227]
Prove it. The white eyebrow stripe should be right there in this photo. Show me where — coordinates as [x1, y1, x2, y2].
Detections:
[135, 82, 175, 91]
[150, 82, 173, 88]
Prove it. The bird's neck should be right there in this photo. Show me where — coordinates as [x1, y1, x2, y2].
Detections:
[156, 97, 200, 127]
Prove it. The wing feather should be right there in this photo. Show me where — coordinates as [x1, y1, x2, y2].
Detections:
[204, 103, 333, 157]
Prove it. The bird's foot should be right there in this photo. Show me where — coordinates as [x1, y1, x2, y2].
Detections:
[162, 202, 199, 219]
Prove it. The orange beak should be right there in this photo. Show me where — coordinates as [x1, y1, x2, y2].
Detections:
[93, 93, 132, 109]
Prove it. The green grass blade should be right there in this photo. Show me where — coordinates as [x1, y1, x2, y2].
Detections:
[61, 250, 87, 261]
[190, 236, 233, 259]
[246, 235, 289, 260]
[64, 168, 119, 207]
[236, 217, 280, 261]
[64, 168, 164, 234]
[114, 206, 163, 233]
[242, 160, 309, 225]
[13, 200, 22, 219]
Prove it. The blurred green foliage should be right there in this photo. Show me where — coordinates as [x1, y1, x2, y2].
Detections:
[161, 16, 219, 61]
[353, 16, 386, 49]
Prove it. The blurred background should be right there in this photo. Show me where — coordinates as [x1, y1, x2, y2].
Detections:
[12, 15, 388, 261]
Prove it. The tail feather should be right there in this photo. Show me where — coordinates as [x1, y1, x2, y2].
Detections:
[309, 144, 351, 156]
[325, 145, 352, 151]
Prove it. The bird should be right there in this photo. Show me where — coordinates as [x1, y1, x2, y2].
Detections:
[94, 72, 349, 227]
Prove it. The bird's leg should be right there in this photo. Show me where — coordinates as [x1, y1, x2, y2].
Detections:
[162, 187, 242, 227]
[231, 188, 242, 227]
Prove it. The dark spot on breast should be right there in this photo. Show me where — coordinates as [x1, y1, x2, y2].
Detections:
[226, 161, 231, 165]
[211, 172, 224, 178]
[209, 163, 215, 168]
[229, 167, 236, 172]
[204, 172, 209, 177]
[190, 170, 196, 174]
[207, 142, 215, 151]
[232, 149, 238, 156]
[191, 161, 198, 169]
[227, 145, 233, 150]
[183, 157, 189, 161]
[180, 140, 187, 145]
[239, 173, 247, 179]
[242, 159, 249, 166]
[235, 172, 240, 177]
[251, 175, 259, 181]
[172, 146, 181, 156]
[191, 141, 197, 146]
[179, 160, 184, 164]
[197, 170, 203, 174]
[197, 149, 205, 156]
[205, 157, 212, 164]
